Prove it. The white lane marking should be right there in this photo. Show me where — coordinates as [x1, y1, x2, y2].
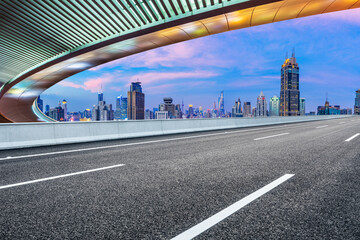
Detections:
[0, 123, 318, 161]
[316, 125, 328, 129]
[0, 164, 125, 190]
[345, 133, 360, 142]
[339, 122, 345, 124]
[253, 133, 289, 141]
[171, 174, 295, 240]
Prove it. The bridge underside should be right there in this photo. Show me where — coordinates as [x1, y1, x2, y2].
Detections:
[1, 0, 359, 122]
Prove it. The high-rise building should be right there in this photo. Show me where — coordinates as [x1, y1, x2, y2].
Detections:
[120, 96, 128, 120]
[37, 96, 43, 112]
[159, 97, 176, 118]
[188, 105, 194, 117]
[92, 91, 114, 121]
[280, 50, 300, 116]
[256, 91, 267, 117]
[115, 96, 121, 120]
[317, 98, 340, 115]
[45, 104, 50, 116]
[243, 102, 251, 117]
[299, 98, 306, 115]
[232, 98, 243, 117]
[62, 99, 68, 121]
[145, 109, 154, 119]
[269, 96, 280, 116]
[128, 82, 144, 120]
[355, 89, 360, 115]
[175, 104, 182, 118]
[218, 91, 225, 117]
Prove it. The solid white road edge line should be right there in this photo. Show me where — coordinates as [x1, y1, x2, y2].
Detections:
[316, 125, 328, 129]
[345, 133, 360, 142]
[0, 164, 125, 190]
[171, 174, 295, 240]
[0, 123, 318, 161]
[253, 133, 289, 141]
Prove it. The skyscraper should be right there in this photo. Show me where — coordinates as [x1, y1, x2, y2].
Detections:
[62, 99, 68, 121]
[232, 98, 243, 117]
[159, 97, 176, 118]
[256, 91, 267, 117]
[120, 96, 128, 120]
[92, 91, 114, 121]
[280, 50, 300, 116]
[115, 96, 121, 120]
[128, 82, 144, 120]
[299, 98, 306, 115]
[355, 89, 360, 115]
[218, 91, 224, 117]
[37, 96, 43, 112]
[243, 102, 251, 117]
[269, 96, 280, 116]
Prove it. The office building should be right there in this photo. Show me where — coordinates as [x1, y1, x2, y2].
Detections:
[299, 98, 306, 115]
[280, 50, 300, 116]
[355, 89, 360, 115]
[155, 111, 168, 120]
[37, 96, 43, 112]
[232, 98, 243, 117]
[62, 99, 68, 121]
[269, 96, 280, 116]
[92, 91, 114, 121]
[256, 91, 267, 117]
[243, 102, 251, 117]
[218, 91, 225, 117]
[159, 97, 176, 118]
[145, 109, 154, 119]
[128, 82, 144, 120]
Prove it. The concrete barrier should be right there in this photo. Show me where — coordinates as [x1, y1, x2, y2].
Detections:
[0, 115, 353, 150]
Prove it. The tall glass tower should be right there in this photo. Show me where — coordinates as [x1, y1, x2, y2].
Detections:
[218, 91, 224, 117]
[269, 96, 279, 116]
[280, 50, 300, 116]
[355, 89, 360, 115]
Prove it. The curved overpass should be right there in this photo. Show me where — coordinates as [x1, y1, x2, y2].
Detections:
[0, 0, 359, 122]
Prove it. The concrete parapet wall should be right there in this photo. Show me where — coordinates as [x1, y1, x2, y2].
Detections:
[0, 115, 352, 150]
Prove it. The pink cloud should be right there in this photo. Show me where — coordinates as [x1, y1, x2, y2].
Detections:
[59, 74, 114, 93]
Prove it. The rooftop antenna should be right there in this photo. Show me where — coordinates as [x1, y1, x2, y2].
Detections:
[285, 51, 288, 60]
[292, 47, 295, 58]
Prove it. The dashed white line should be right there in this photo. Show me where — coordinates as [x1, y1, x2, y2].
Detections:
[253, 133, 289, 141]
[345, 133, 360, 142]
[339, 122, 346, 124]
[316, 125, 328, 129]
[0, 164, 125, 190]
[171, 174, 295, 240]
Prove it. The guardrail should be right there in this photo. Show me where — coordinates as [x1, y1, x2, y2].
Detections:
[0, 115, 353, 150]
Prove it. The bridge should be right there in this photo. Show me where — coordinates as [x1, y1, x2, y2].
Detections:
[1, 0, 359, 122]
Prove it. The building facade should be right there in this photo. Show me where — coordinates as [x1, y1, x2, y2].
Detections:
[355, 89, 360, 115]
[269, 96, 279, 116]
[299, 98, 306, 115]
[232, 98, 243, 117]
[128, 82, 144, 120]
[159, 97, 176, 118]
[256, 91, 267, 117]
[92, 91, 114, 121]
[280, 51, 300, 116]
[218, 91, 225, 117]
[243, 102, 251, 117]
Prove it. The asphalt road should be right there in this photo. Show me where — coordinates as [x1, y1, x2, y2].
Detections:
[0, 117, 359, 239]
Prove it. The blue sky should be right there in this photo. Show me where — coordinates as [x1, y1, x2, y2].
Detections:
[42, 8, 360, 113]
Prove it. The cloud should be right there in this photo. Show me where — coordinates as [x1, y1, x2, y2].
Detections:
[59, 73, 114, 93]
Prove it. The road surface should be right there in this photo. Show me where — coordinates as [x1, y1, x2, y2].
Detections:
[0, 117, 359, 239]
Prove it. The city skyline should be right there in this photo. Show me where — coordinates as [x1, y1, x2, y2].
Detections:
[41, 9, 360, 114]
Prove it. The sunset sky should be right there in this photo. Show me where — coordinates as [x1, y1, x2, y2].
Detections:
[42, 8, 360, 113]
